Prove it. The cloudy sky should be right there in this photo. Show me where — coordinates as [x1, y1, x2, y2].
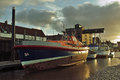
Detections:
[0, 0, 120, 43]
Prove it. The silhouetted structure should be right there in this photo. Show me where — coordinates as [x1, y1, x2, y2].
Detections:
[46, 34, 63, 40]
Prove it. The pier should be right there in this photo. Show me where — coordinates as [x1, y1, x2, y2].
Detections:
[0, 60, 21, 71]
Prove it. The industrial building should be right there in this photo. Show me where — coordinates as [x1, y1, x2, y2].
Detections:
[47, 24, 103, 45]
[66, 24, 94, 45]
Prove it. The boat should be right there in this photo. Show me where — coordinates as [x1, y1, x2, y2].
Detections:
[87, 44, 98, 59]
[96, 44, 110, 58]
[87, 50, 97, 59]
[109, 51, 115, 58]
[88, 44, 99, 51]
[14, 35, 89, 72]
[88, 44, 110, 58]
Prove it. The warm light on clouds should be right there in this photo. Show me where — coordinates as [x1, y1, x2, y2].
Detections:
[0, 0, 24, 7]
[110, 36, 120, 43]
[15, 2, 120, 41]
[26, 0, 55, 5]
[0, 0, 24, 16]
[98, 0, 120, 6]
[112, 39, 120, 43]
[39, 0, 55, 2]
[12, 0, 24, 5]
[62, 2, 120, 42]
[0, 0, 120, 41]
[51, 16, 57, 21]
[117, 36, 120, 38]
[16, 9, 59, 30]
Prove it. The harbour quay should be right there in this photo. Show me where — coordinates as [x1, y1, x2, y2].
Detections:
[88, 52, 120, 80]
[0, 60, 21, 71]
[88, 64, 120, 80]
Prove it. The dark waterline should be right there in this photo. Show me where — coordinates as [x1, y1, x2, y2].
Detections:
[0, 58, 120, 80]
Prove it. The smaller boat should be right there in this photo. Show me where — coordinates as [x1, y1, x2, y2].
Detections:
[109, 51, 115, 58]
[87, 44, 98, 59]
[96, 45, 110, 58]
[87, 50, 97, 59]
[88, 44, 99, 52]
[88, 44, 110, 58]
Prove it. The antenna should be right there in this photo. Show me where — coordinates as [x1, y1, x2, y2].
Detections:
[62, 22, 65, 31]
[61, 21, 65, 34]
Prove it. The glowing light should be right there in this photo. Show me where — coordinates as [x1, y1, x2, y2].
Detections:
[12, 0, 24, 5]
[117, 36, 120, 38]
[51, 16, 57, 21]
[108, 58, 111, 66]
[98, 0, 120, 6]
[94, 59, 98, 68]
[112, 38, 120, 43]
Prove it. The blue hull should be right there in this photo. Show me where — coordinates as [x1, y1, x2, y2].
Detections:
[15, 45, 88, 72]
[17, 48, 77, 61]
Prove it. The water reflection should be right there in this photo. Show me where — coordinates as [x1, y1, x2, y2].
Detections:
[94, 59, 98, 68]
[87, 58, 120, 75]
[23, 63, 90, 80]
[108, 58, 112, 66]
[93, 59, 98, 72]
[1, 58, 120, 80]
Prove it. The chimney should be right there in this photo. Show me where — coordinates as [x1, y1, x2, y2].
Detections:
[4, 20, 9, 33]
[35, 31, 37, 40]
[5, 20, 8, 25]
[24, 29, 26, 40]
[4, 20, 8, 28]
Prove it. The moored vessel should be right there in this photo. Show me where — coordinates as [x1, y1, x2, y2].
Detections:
[14, 36, 89, 72]
[96, 45, 110, 58]
[87, 44, 98, 59]
[87, 50, 97, 59]
[88, 44, 110, 58]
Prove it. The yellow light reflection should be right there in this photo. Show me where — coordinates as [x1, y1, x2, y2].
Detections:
[108, 58, 111, 66]
[94, 59, 98, 68]
[84, 64, 90, 79]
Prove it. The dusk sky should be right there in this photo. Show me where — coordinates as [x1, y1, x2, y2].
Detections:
[0, 0, 120, 43]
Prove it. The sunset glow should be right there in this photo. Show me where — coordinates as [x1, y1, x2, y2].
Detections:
[98, 0, 120, 6]
[112, 36, 120, 43]
[0, 0, 120, 41]
[112, 39, 120, 43]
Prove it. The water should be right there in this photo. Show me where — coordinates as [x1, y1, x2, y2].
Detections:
[0, 58, 120, 80]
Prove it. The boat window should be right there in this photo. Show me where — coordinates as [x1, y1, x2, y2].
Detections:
[67, 43, 76, 47]
[67, 37, 71, 41]
[0, 26, 4, 32]
[62, 35, 72, 41]
[72, 36, 77, 42]
[100, 46, 109, 50]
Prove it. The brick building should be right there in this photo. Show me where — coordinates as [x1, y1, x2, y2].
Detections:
[0, 21, 46, 41]
[0, 21, 46, 61]
[46, 34, 63, 40]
